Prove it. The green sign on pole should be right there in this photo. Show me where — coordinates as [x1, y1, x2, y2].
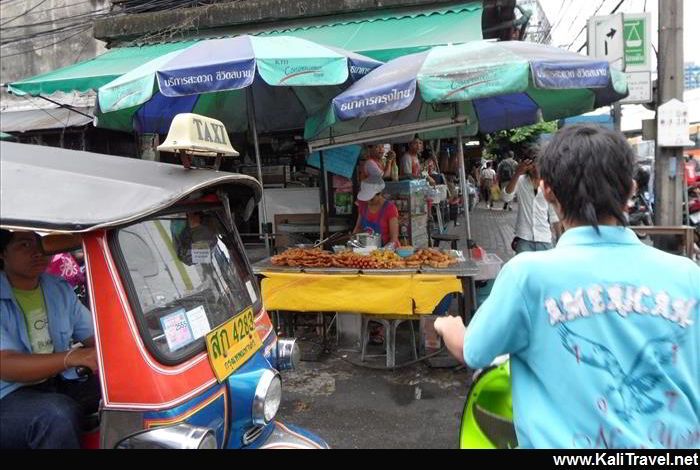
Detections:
[623, 13, 651, 72]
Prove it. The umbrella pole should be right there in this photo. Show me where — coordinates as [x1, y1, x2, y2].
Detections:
[455, 125, 473, 247]
[247, 87, 271, 255]
[319, 150, 328, 242]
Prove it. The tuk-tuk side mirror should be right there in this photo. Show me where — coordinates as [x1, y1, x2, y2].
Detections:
[242, 196, 256, 222]
[115, 423, 217, 449]
[41, 234, 82, 255]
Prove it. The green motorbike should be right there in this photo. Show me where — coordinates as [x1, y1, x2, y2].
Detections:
[459, 359, 518, 449]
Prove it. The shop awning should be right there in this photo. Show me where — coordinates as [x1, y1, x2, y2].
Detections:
[0, 107, 94, 133]
[7, 42, 195, 97]
[7, 2, 482, 97]
[259, 2, 484, 62]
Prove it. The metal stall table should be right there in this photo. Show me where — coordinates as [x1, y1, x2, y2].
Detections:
[251, 257, 479, 366]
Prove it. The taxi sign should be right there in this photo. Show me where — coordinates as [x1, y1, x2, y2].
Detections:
[205, 307, 262, 382]
[157, 113, 239, 157]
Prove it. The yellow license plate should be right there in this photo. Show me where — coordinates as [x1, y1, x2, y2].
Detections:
[205, 307, 262, 383]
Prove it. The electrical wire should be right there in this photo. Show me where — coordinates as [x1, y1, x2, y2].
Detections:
[0, 0, 189, 53]
[1, 6, 113, 32]
[565, 0, 610, 51]
[1, 24, 91, 58]
[544, 0, 575, 43]
[0, 0, 182, 45]
[1, 0, 110, 22]
[573, 0, 627, 53]
[0, 0, 49, 27]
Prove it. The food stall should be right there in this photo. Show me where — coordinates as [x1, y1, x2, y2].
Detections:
[252, 246, 479, 342]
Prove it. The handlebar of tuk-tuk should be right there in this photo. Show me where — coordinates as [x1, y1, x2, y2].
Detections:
[75, 366, 92, 378]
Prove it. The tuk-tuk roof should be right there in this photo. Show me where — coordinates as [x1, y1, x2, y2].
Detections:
[0, 142, 262, 232]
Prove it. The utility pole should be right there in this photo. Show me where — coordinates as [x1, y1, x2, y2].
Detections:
[654, 0, 684, 226]
[612, 102, 622, 132]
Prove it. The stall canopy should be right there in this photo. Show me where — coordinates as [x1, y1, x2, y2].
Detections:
[259, 2, 483, 62]
[7, 42, 196, 97]
[6, 2, 482, 98]
[0, 107, 94, 133]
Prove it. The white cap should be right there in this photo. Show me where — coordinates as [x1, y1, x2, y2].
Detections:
[357, 176, 385, 201]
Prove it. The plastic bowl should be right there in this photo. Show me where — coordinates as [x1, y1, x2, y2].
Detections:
[396, 246, 415, 258]
[332, 245, 347, 254]
[352, 247, 375, 256]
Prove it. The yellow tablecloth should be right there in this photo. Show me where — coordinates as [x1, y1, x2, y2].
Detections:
[260, 272, 462, 316]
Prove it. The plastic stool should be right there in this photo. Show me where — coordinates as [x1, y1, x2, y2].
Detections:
[431, 233, 460, 249]
[360, 315, 418, 368]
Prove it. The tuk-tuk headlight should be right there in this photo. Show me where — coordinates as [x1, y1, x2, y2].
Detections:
[276, 338, 300, 371]
[253, 369, 282, 425]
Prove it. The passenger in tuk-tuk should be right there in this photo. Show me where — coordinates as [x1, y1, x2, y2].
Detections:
[0, 230, 100, 449]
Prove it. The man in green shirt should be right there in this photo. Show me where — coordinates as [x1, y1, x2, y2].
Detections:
[0, 230, 98, 449]
[13, 286, 53, 356]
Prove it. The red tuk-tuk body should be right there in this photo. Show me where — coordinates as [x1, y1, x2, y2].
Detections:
[1, 141, 326, 449]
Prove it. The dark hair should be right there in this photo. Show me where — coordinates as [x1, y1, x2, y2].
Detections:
[0, 229, 15, 270]
[538, 124, 634, 230]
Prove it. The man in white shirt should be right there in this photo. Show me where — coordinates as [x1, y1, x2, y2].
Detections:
[502, 154, 562, 253]
[480, 161, 497, 209]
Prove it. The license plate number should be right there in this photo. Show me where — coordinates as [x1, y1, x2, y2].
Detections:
[205, 308, 262, 382]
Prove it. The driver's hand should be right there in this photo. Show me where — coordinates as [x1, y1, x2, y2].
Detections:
[67, 347, 99, 372]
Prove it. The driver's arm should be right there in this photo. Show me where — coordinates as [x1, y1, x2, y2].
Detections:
[0, 348, 97, 383]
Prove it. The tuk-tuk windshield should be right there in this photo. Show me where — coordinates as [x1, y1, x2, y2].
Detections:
[115, 207, 261, 364]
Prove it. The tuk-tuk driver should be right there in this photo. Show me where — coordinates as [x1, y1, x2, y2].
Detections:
[0, 229, 99, 449]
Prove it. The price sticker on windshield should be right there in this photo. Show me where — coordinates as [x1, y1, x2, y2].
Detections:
[191, 242, 211, 264]
[205, 307, 262, 382]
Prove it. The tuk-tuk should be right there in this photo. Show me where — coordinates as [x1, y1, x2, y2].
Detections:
[0, 115, 327, 449]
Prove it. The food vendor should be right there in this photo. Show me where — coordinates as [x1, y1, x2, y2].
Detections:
[352, 176, 400, 249]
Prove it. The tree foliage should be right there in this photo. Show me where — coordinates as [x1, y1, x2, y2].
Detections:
[484, 121, 558, 160]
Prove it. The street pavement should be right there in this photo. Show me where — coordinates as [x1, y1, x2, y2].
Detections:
[451, 201, 517, 263]
[272, 201, 518, 448]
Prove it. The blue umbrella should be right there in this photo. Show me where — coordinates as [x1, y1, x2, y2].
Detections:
[97, 35, 382, 134]
[305, 40, 628, 140]
[96, 35, 382, 248]
[305, 40, 628, 246]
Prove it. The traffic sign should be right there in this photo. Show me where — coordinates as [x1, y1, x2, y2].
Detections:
[623, 13, 652, 72]
[657, 99, 694, 147]
[587, 14, 625, 70]
[620, 71, 653, 104]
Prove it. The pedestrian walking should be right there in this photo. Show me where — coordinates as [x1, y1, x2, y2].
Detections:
[497, 151, 518, 211]
[502, 145, 561, 252]
[480, 161, 496, 209]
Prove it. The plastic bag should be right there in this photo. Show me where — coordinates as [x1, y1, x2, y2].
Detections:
[490, 184, 501, 201]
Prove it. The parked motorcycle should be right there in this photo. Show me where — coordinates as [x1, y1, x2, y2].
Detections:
[628, 166, 653, 227]
[628, 192, 654, 226]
